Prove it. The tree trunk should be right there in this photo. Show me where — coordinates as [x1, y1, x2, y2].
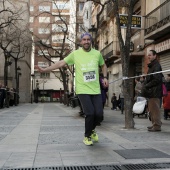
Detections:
[121, 52, 135, 128]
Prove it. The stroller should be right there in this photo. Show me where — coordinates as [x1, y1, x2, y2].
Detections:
[132, 97, 148, 118]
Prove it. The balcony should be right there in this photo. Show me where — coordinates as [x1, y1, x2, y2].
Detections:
[145, 0, 170, 39]
[100, 41, 120, 67]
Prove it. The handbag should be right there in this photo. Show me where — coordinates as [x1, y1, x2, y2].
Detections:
[162, 83, 168, 96]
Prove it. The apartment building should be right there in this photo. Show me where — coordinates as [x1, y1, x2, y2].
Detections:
[144, 0, 170, 75]
[87, 0, 146, 107]
[30, 0, 74, 102]
[0, 0, 31, 103]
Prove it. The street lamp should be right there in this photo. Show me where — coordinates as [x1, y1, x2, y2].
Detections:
[88, 25, 98, 48]
[16, 66, 21, 104]
[4, 53, 12, 86]
[31, 74, 35, 103]
[35, 79, 39, 103]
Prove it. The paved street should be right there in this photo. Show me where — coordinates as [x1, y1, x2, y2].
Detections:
[0, 103, 170, 169]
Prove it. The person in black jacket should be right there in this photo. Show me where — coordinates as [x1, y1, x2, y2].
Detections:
[142, 50, 162, 132]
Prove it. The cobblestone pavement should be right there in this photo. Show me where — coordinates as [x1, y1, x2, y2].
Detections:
[0, 103, 170, 169]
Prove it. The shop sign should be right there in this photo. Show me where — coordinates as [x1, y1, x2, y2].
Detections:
[155, 39, 170, 53]
[119, 14, 142, 29]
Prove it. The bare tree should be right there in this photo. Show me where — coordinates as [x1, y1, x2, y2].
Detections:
[31, 0, 74, 104]
[113, 0, 138, 129]
[0, 0, 23, 30]
[86, 0, 138, 128]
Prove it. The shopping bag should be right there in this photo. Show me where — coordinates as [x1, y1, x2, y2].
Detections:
[162, 83, 168, 96]
[132, 100, 147, 114]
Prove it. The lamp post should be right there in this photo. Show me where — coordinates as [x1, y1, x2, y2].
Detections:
[35, 80, 39, 103]
[16, 66, 21, 104]
[88, 25, 98, 49]
[4, 53, 12, 87]
[31, 74, 34, 103]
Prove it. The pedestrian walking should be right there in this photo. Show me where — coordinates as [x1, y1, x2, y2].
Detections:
[98, 74, 108, 125]
[0, 84, 6, 109]
[111, 93, 117, 110]
[99, 74, 108, 109]
[163, 74, 170, 120]
[35, 32, 108, 146]
[141, 50, 163, 132]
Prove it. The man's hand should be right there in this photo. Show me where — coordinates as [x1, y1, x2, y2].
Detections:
[103, 78, 109, 87]
[34, 65, 45, 72]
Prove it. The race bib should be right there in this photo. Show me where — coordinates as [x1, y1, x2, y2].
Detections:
[83, 71, 96, 82]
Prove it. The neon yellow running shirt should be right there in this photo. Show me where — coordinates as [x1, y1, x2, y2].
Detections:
[64, 48, 104, 94]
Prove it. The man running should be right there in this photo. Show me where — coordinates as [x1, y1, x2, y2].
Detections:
[35, 33, 108, 145]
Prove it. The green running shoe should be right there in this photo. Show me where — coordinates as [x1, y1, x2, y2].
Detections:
[91, 130, 99, 142]
[83, 137, 93, 146]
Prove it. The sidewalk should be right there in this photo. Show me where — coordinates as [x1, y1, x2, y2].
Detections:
[0, 103, 170, 169]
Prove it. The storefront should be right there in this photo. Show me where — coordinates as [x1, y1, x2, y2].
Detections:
[155, 38, 170, 76]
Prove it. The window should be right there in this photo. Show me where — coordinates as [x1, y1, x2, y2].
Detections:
[79, 2, 84, 12]
[52, 1, 70, 10]
[38, 28, 50, 34]
[39, 17, 50, 23]
[52, 35, 69, 44]
[39, 6, 50, 12]
[78, 24, 84, 32]
[29, 28, 33, 32]
[52, 24, 67, 32]
[52, 35, 63, 43]
[29, 17, 34, 23]
[86, 11, 88, 19]
[40, 73, 50, 78]
[38, 50, 49, 56]
[55, 16, 67, 22]
[30, 6, 34, 11]
[38, 62, 49, 67]
[42, 39, 50, 44]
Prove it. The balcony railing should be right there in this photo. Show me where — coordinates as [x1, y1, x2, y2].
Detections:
[145, 0, 170, 35]
[100, 41, 120, 60]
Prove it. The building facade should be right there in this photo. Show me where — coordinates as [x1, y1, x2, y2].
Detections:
[30, 0, 74, 102]
[87, 0, 144, 107]
[0, 0, 32, 103]
[144, 0, 170, 76]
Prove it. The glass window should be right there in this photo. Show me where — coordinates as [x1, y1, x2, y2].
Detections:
[29, 28, 33, 32]
[52, 24, 67, 32]
[39, 17, 50, 23]
[38, 50, 49, 56]
[52, 1, 70, 9]
[30, 6, 34, 11]
[86, 11, 88, 19]
[39, 6, 50, 12]
[42, 39, 50, 44]
[55, 16, 67, 22]
[38, 28, 50, 34]
[78, 24, 84, 32]
[79, 2, 84, 11]
[29, 17, 34, 23]
[40, 73, 50, 78]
